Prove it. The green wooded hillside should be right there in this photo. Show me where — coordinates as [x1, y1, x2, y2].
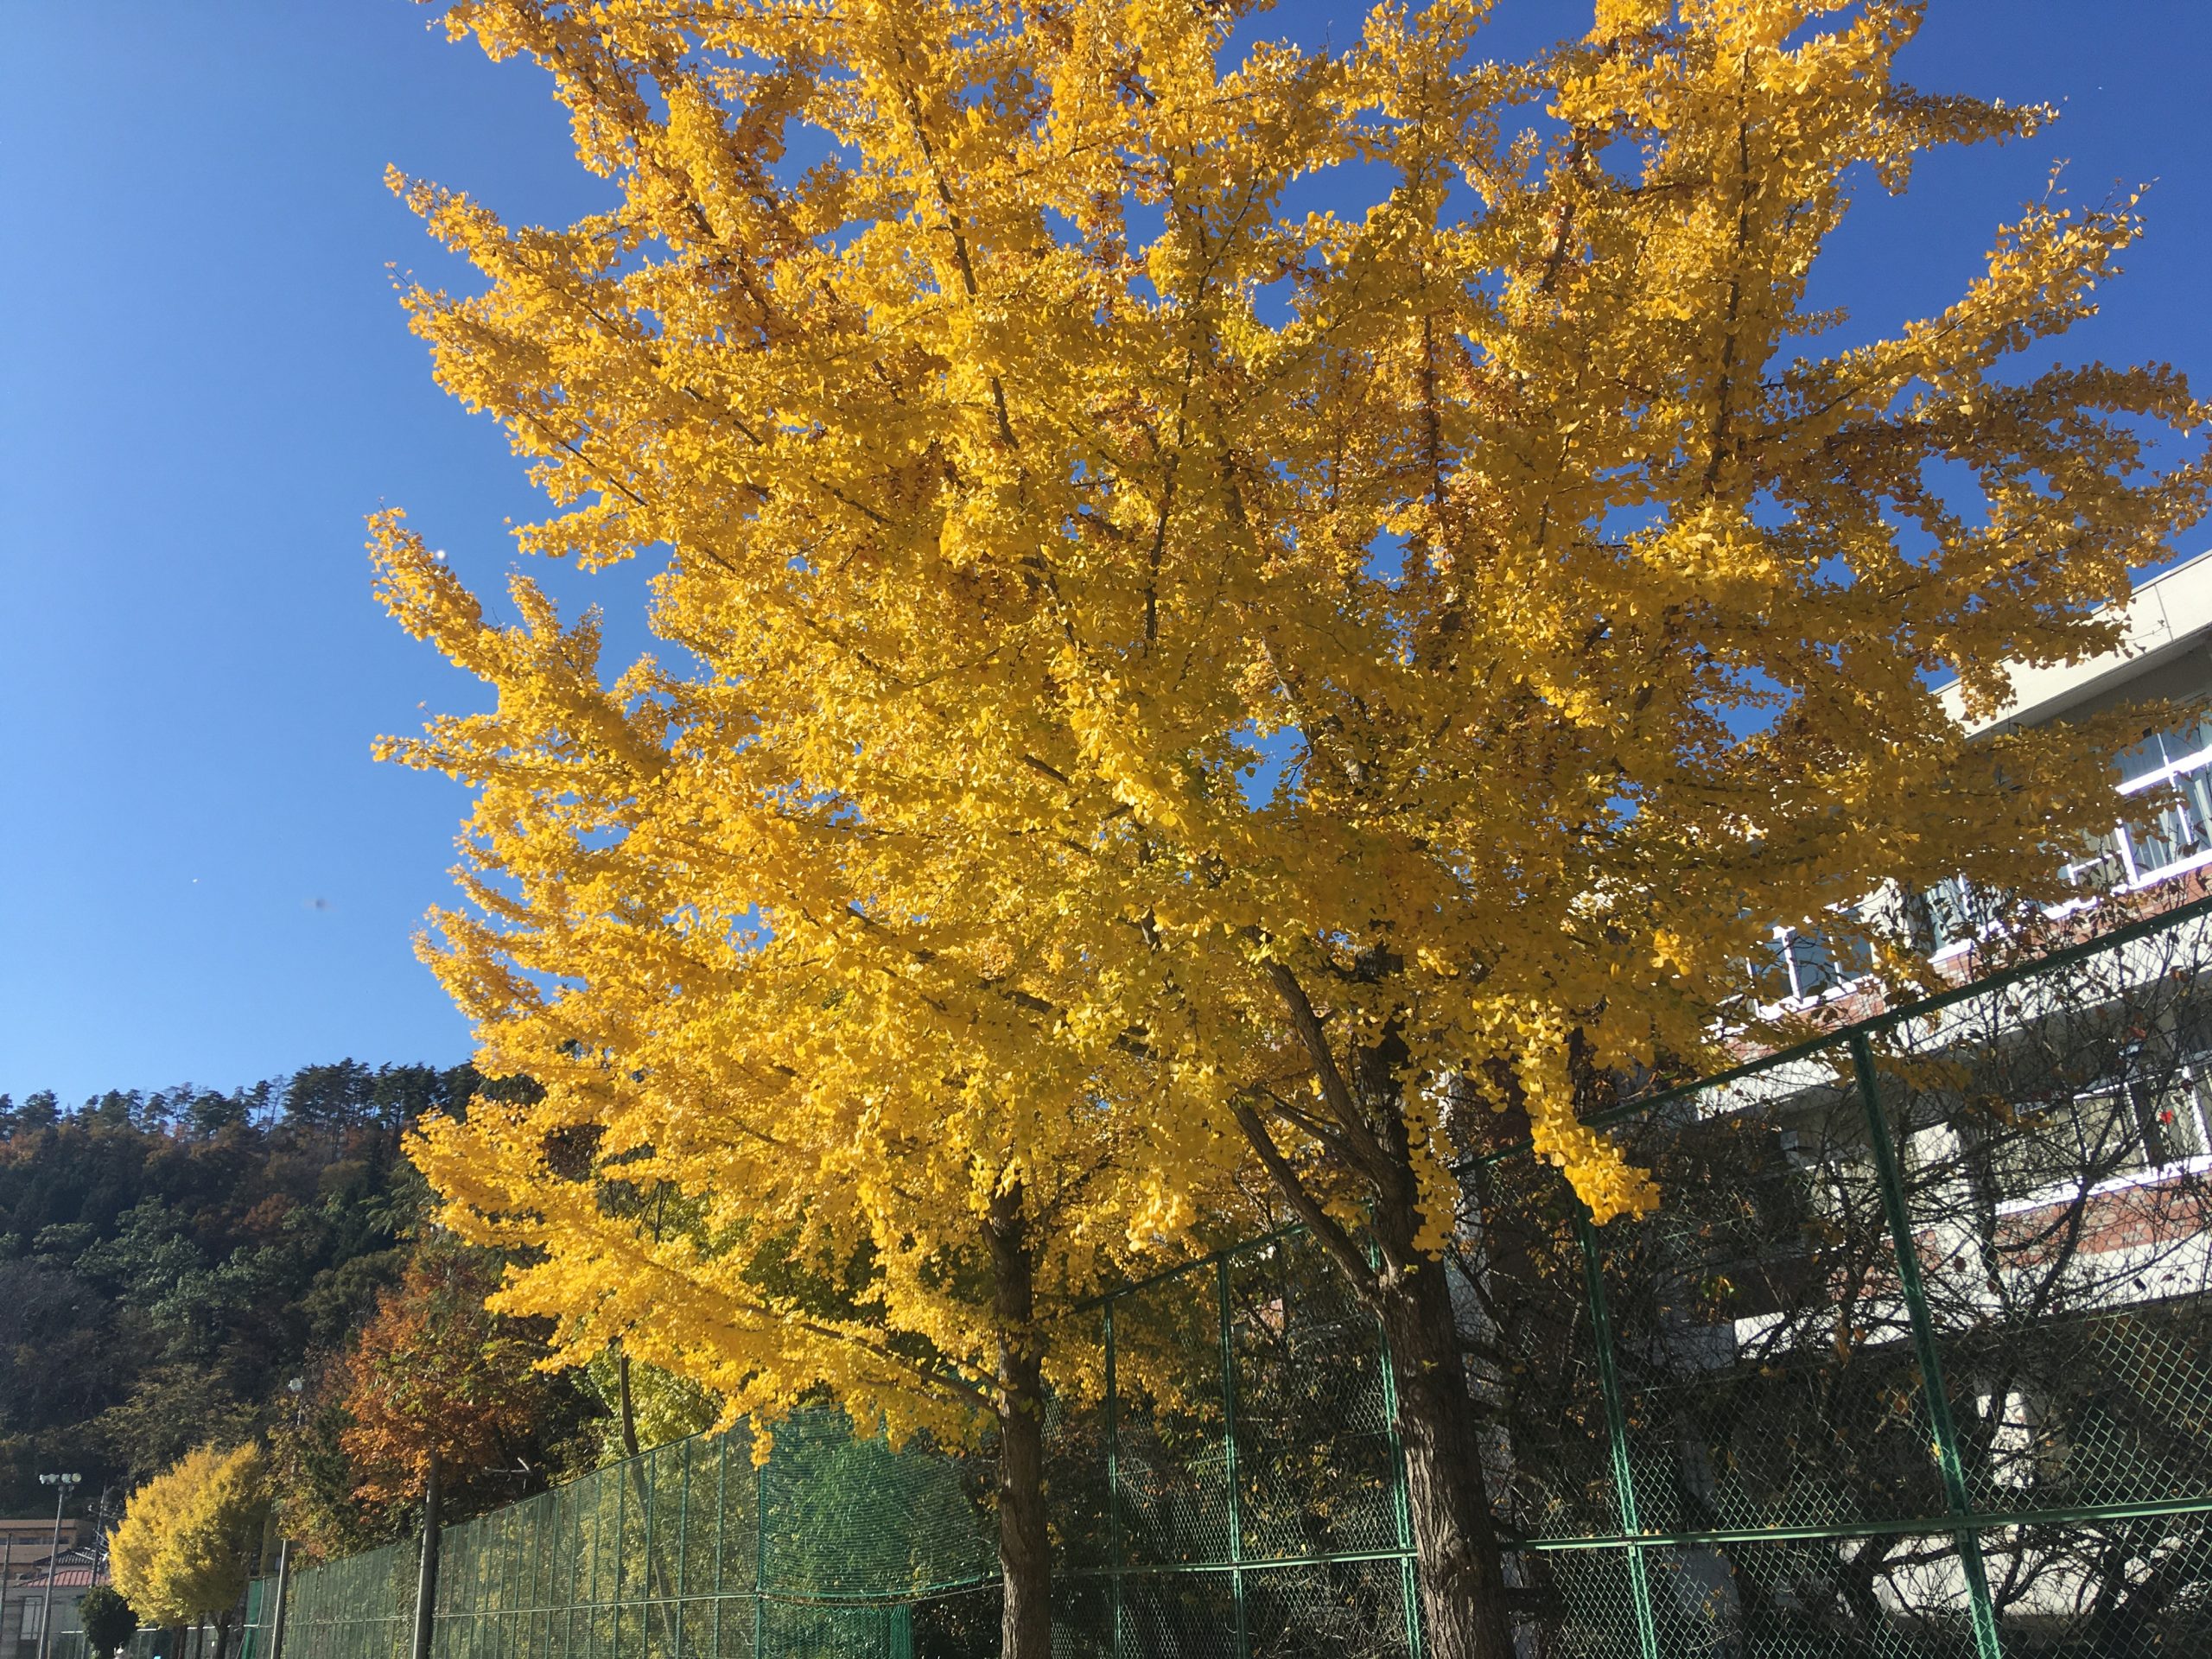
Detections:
[0, 1063, 600, 1541]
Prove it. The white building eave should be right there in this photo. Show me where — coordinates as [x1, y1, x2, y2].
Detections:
[1936, 545, 2212, 737]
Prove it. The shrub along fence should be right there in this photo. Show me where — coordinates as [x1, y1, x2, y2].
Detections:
[233, 894, 2212, 1658]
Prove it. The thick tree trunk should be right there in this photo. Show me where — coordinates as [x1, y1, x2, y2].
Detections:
[614, 1345, 680, 1655]
[1241, 982, 1522, 1657]
[1349, 1041, 1516, 1659]
[985, 1188, 1053, 1659]
[615, 1346, 642, 1461]
[1376, 1247, 1516, 1659]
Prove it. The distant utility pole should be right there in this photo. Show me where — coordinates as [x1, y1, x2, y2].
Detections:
[36, 1472, 80, 1659]
[88, 1491, 111, 1583]
[407, 1452, 442, 1659]
[2, 1530, 16, 1659]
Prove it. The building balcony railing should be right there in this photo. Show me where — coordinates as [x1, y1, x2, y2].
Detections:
[1738, 702, 2212, 1029]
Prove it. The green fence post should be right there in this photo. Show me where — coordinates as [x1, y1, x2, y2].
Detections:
[645, 1450, 661, 1659]
[1104, 1297, 1122, 1658]
[537, 1492, 551, 1659]
[570, 1482, 586, 1659]
[1574, 1211, 1660, 1659]
[638, 1455, 653, 1659]
[675, 1441, 690, 1659]
[751, 1451, 766, 1659]
[616, 1459, 629, 1659]
[1848, 1029, 2005, 1659]
[1372, 1276, 1424, 1659]
[1217, 1254, 1249, 1658]
[711, 1439, 727, 1659]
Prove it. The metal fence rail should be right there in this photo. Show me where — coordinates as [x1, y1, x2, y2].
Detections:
[251, 896, 2212, 1657]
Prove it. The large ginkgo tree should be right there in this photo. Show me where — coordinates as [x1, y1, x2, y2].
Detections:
[375, 1, 2207, 1653]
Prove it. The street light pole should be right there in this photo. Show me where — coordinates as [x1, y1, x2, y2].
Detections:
[268, 1375, 305, 1659]
[265, 1545, 290, 1659]
[36, 1473, 80, 1659]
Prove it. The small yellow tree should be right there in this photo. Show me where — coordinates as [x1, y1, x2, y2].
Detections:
[397, 875, 1188, 1654]
[378, 3, 2209, 1653]
[108, 1445, 269, 1659]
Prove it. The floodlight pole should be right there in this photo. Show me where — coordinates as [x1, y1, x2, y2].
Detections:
[268, 1375, 304, 1659]
[408, 1452, 442, 1659]
[266, 1541, 292, 1659]
[36, 1472, 81, 1659]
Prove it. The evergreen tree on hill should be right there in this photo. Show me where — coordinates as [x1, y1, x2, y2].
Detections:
[0, 1061, 525, 1513]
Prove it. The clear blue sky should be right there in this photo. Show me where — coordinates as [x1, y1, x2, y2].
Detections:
[3, 2, 2209, 1105]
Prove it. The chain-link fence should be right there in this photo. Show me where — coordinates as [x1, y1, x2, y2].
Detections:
[43, 1616, 164, 1659]
[251, 895, 2212, 1658]
[46, 1611, 232, 1659]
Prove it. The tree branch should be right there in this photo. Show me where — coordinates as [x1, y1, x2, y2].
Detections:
[1261, 959, 1394, 1179]
[1229, 1093, 1379, 1303]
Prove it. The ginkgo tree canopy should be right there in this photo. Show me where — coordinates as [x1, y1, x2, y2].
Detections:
[108, 1444, 269, 1630]
[386, 0, 2202, 1255]
[378, 3, 2208, 1653]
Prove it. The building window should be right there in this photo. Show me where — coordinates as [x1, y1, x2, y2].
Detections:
[2061, 828, 2128, 893]
[2147, 1071, 2212, 1164]
[1923, 875, 1988, 952]
[1987, 1068, 2212, 1195]
[2117, 733, 2171, 786]
[2120, 781, 2207, 877]
[2108, 701, 2212, 885]
[1753, 928, 1873, 1005]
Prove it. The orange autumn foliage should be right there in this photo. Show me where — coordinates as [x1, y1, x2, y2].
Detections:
[337, 1241, 550, 1509]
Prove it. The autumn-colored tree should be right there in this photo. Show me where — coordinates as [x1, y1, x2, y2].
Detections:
[108, 1444, 268, 1659]
[267, 1366, 388, 1565]
[335, 1239, 553, 1516]
[377, 2, 2209, 1653]
[332, 1238, 564, 1659]
[405, 909, 1176, 1652]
